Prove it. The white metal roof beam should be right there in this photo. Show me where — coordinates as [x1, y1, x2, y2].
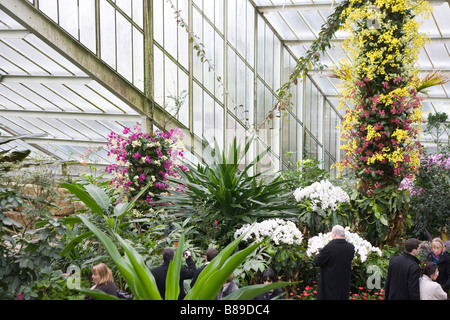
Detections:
[22, 137, 107, 147]
[0, 74, 91, 84]
[257, 2, 343, 12]
[257, 1, 449, 13]
[0, 109, 141, 121]
[308, 69, 450, 75]
[283, 36, 450, 46]
[0, 29, 30, 38]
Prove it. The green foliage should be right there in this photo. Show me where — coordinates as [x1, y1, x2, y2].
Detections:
[0, 134, 46, 168]
[424, 111, 450, 153]
[162, 137, 297, 247]
[407, 153, 450, 239]
[0, 215, 69, 299]
[78, 213, 291, 300]
[281, 158, 330, 191]
[0, 162, 76, 300]
[352, 184, 411, 246]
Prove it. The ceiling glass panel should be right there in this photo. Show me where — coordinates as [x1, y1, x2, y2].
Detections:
[0, 5, 141, 167]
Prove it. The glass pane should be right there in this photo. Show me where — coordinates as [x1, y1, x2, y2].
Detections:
[193, 82, 203, 138]
[116, 0, 132, 18]
[79, 0, 97, 53]
[100, 0, 116, 68]
[153, 0, 164, 45]
[153, 45, 164, 106]
[59, 0, 79, 39]
[133, 27, 144, 91]
[132, 0, 143, 28]
[116, 13, 133, 82]
[38, 0, 58, 22]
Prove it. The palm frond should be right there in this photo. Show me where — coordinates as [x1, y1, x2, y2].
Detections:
[415, 70, 450, 94]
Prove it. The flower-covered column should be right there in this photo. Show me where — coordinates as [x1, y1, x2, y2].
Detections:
[335, 0, 433, 244]
[106, 124, 186, 215]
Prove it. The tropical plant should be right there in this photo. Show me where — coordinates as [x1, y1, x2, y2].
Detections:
[78, 215, 292, 300]
[281, 158, 330, 192]
[403, 153, 450, 239]
[60, 181, 153, 249]
[0, 133, 46, 169]
[161, 137, 298, 247]
[423, 111, 450, 153]
[306, 227, 382, 263]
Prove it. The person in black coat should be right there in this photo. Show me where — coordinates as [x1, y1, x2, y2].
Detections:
[190, 247, 219, 288]
[385, 238, 421, 300]
[313, 225, 355, 300]
[427, 237, 450, 295]
[151, 248, 196, 300]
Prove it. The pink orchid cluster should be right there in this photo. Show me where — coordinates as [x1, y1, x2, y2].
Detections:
[422, 153, 450, 171]
[105, 123, 187, 209]
[399, 153, 450, 195]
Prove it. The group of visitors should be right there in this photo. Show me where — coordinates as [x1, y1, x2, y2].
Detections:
[384, 237, 449, 300]
[313, 225, 449, 300]
[84, 246, 283, 300]
[84, 225, 449, 301]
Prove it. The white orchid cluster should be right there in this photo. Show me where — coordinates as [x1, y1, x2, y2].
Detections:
[234, 219, 303, 246]
[306, 227, 382, 262]
[293, 180, 350, 212]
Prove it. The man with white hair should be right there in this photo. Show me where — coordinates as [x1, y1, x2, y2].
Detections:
[313, 225, 355, 300]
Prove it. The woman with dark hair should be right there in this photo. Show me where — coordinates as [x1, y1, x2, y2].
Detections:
[419, 261, 447, 300]
[253, 268, 285, 300]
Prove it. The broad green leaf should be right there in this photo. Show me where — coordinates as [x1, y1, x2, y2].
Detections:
[115, 234, 163, 300]
[78, 215, 139, 297]
[60, 231, 93, 258]
[119, 182, 153, 219]
[223, 281, 293, 300]
[165, 234, 184, 300]
[186, 230, 262, 300]
[78, 288, 121, 300]
[85, 184, 111, 211]
[61, 183, 104, 216]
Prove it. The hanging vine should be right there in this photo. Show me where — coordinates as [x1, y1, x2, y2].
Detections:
[260, 0, 354, 129]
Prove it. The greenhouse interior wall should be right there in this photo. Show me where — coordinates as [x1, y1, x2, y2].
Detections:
[0, 0, 448, 179]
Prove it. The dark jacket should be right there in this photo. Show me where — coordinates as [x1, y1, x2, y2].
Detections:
[84, 282, 118, 300]
[253, 287, 285, 300]
[151, 257, 196, 300]
[190, 264, 207, 288]
[385, 252, 421, 300]
[313, 238, 355, 300]
[427, 251, 450, 293]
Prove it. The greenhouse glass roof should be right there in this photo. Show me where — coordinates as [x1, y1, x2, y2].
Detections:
[0, 0, 449, 171]
[0, 1, 145, 167]
[253, 0, 450, 149]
